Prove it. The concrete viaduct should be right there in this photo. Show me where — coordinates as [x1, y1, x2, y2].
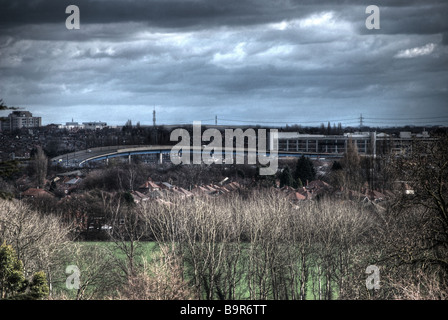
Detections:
[51, 145, 342, 168]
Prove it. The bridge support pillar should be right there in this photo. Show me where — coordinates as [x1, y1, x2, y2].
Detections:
[159, 152, 163, 164]
[128, 154, 131, 164]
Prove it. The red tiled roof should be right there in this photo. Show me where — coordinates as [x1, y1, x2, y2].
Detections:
[367, 190, 386, 201]
[307, 180, 331, 190]
[178, 187, 193, 197]
[294, 192, 307, 200]
[139, 181, 160, 190]
[22, 188, 54, 198]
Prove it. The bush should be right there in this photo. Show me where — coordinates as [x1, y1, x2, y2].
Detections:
[0, 199, 71, 298]
[0, 243, 49, 300]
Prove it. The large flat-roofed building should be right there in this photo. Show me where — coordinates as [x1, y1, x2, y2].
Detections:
[272, 130, 433, 157]
[57, 120, 107, 130]
[0, 111, 42, 131]
[82, 121, 107, 130]
[272, 131, 376, 155]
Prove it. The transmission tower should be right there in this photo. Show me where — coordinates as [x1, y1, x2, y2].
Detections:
[153, 107, 156, 127]
[152, 106, 158, 144]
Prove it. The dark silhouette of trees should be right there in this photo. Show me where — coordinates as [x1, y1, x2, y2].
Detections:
[0, 99, 19, 111]
[279, 166, 294, 187]
[294, 156, 315, 187]
[390, 135, 448, 277]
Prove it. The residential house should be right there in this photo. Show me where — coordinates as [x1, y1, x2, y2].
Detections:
[131, 190, 150, 204]
[160, 182, 174, 190]
[178, 187, 194, 198]
[22, 188, 54, 198]
[138, 180, 161, 193]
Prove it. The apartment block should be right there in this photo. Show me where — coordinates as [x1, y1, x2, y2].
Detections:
[0, 111, 42, 131]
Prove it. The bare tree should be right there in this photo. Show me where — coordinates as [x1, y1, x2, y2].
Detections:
[386, 135, 448, 286]
[389, 269, 448, 300]
[143, 190, 381, 300]
[341, 137, 362, 191]
[61, 243, 121, 300]
[0, 199, 72, 297]
[144, 194, 248, 300]
[115, 249, 196, 300]
[105, 194, 149, 278]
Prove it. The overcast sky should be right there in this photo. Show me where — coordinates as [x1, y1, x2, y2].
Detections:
[0, 0, 447, 127]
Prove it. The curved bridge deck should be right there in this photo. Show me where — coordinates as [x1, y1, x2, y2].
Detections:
[51, 145, 343, 167]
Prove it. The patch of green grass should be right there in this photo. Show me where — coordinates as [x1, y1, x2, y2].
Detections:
[72, 241, 340, 300]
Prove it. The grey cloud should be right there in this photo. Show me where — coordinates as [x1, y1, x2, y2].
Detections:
[443, 33, 448, 45]
[1, 0, 446, 35]
[0, 0, 447, 126]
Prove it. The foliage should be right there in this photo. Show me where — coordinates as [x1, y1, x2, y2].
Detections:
[331, 137, 363, 191]
[121, 191, 135, 205]
[143, 191, 379, 300]
[279, 165, 294, 187]
[29, 271, 50, 299]
[0, 242, 49, 300]
[388, 134, 448, 280]
[1, 132, 447, 300]
[115, 249, 196, 300]
[294, 156, 315, 187]
[331, 160, 343, 171]
[0, 160, 20, 180]
[0, 242, 26, 299]
[0, 199, 71, 299]
[0, 99, 19, 113]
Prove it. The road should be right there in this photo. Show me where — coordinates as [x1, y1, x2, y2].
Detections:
[51, 144, 342, 168]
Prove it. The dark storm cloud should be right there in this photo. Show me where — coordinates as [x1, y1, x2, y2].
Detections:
[356, 4, 448, 36]
[0, 0, 291, 29]
[0, 0, 447, 126]
[443, 33, 448, 45]
[0, 0, 446, 33]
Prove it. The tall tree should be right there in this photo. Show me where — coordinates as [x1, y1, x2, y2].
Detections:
[341, 138, 362, 190]
[392, 134, 448, 275]
[294, 156, 315, 187]
[320, 123, 325, 134]
[0, 243, 50, 300]
[34, 146, 48, 188]
[279, 166, 294, 188]
[0, 243, 26, 299]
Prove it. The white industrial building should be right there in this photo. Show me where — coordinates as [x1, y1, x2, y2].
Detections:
[271, 130, 432, 156]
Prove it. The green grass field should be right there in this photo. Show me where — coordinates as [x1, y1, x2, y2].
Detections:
[63, 241, 339, 300]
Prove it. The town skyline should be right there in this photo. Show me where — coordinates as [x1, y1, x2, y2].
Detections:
[1, 106, 448, 129]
